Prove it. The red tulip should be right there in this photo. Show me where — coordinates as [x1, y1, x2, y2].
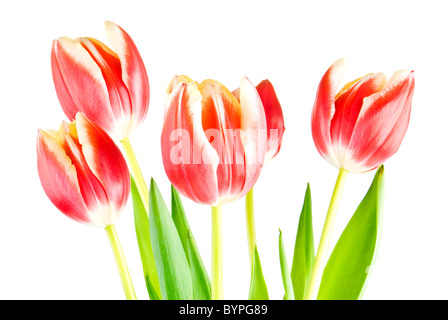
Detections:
[37, 113, 130, 227]
[161, 76, 267, 206]
[311, 59, 415, 172]
[51, 21, 149, 141]
[233, 79, 285, 161]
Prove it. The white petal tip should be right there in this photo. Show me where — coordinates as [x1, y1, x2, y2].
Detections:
[332, 58, 346, 71]
[104, 20, 118, 30]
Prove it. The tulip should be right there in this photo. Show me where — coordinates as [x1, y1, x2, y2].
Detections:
[162, 75, 267, 206]
[51, 21, 150, 212]
[51, 21, 149, 142]
[311, 59, 415, 173]
[305, 59, 415, 300]
[161, 75, 267, 299]
[37, 113, 130, 227]
[36, 112, 135, 299]
[233, 79, 285, 267]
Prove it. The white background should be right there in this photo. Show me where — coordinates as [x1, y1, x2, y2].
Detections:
[1, 0, 447, 300]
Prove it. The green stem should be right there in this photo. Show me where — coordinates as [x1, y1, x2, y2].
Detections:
[246, 188, 256, 267]
[105, 224, 137, 300]
[211, 205, 223, 300]
[120, 137, 149, 211]
[304, 168, 349, 300]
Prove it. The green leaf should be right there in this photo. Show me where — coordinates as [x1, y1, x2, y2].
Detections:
[290, 183, 315, 300]
[148, 178, 193, 300]
[187, 231, 212, 300]
[171, 185, 211, 300]
[318, 166, 385, 300]
[279, 229, 295, 300]
[248, 245, 269, 300]
[171, 185, 189, 255]
[130, 177, 161, 300]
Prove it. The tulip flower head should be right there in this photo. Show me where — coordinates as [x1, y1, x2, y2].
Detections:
[233, 79, 285, 162]
[51, 21, 149, 141]
[161, 76, 267, 206]
[37, 113, 130, 228]
[311, 59, 415, 173]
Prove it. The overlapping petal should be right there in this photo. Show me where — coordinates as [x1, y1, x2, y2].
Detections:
[238, 77, 267, 197]
[255, 79, 285, 161]
[37, 128, 94, 225]
[162, 81, 220, 205]
[349, 70, 415, 170]
[105, 21, 150, 132]
[51, 37, 115, 131]
[311, 59, 345, 167]
[199, 79, 246, 203]
[76, 113, 130, 222]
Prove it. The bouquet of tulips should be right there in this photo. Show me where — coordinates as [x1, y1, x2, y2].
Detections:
[36, 21, 415, 300]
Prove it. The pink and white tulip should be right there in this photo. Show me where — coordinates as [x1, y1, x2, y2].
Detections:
[161, 76, 267, 206]
[311, 59, 415, 172]
[37, 113, 130, 228]
[51, 21, 149, 141]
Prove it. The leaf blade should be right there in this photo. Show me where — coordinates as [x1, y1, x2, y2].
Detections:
[148, 178, 193, 300]
[248, 245, 269, 300]
[290, 183, 315, 300]
[279, 229, 295, 300]
[187, 231, 212, 300]
[317, 166, 385, 300]
[130, 177, 161, 300]
[171, 185, 211, 300]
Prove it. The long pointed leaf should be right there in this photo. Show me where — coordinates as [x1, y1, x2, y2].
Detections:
[148, 178, 193, 300]
[171, 185, 189, 254]
[187, 231, 212, 300]
[130, 177, 161, 300]
[279, 229, 295, 300]
[318, 166, 385, 300]
[290, 183, 315, 300]
[172, 185, 211, 300]
[248, 245, 269, 300]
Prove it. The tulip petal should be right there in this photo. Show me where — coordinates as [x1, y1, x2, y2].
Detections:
[330, 73, 387, 168]
[52, 37, 117, 136]
[161, 82, 219, 205]
[200, 79, 242, 131]
[165, 75, 196, 116]
[51, 40, 78, 119]
[36, 130, 104, 227]
[77, 37, 133, 139]
[105, 21, 150, 132]
[256, 79, 285, 161]
[199, 79, 246, 203]
[167, 75, 194, 95]
[59, 121, 112, 225]
[75, 113, 130, 223]
[348, 70, 415, 171]
[238, 77, 267, 198]
[311, 59, 345, 167]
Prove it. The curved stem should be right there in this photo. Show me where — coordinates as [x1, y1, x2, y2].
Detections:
[120, 137, 149, 211]
[305, 168, 349, 300]
[105, 224, 137, 300]
[211, 205, 223, 300]
[246, 188, 256, 267]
